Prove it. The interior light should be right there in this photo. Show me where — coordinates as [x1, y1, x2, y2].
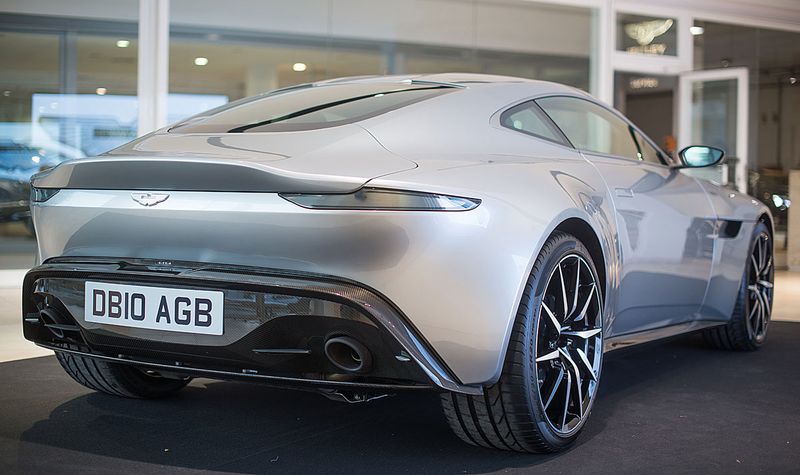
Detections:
[95, 87, 107, 95]
[116, 39, 130, 48]
[292, 62, 307, 72]
[2, 90, 10, 97]
[690, 26, 705, 36]
[790, 77, 798, 85]
[194, 57, 209, 66]
[31, 155, 41, 164]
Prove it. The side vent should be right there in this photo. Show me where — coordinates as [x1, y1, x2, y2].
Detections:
[720, 220, 742, 239]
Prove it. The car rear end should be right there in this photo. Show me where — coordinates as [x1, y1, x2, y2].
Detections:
[21, 79, 501, 398]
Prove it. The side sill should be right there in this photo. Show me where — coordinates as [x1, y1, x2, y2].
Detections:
[605, 320, 726, 351]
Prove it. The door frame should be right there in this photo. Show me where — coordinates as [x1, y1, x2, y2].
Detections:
[678, 67, 749, 192]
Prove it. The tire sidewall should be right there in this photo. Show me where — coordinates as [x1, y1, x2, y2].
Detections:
[519, 233, 604, 449]
[744, 221, 772, 346]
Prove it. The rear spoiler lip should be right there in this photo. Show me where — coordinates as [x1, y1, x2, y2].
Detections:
[30, 156, 366, 194]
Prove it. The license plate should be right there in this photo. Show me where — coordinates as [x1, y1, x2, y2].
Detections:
[84, 281, 224, 335]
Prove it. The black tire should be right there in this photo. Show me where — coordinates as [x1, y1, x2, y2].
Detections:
[56, 352, 190, 398]
[703, 221, 774, 351]
[441, 231, 604, 453]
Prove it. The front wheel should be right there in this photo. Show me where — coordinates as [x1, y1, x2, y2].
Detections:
[704, 221, 774, 351]
[441, 231, 604, 452]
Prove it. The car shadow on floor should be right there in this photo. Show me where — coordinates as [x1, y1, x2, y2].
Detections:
[12, 330, 792, 474]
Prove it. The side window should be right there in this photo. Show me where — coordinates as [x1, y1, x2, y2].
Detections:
[536, 96, 639, 160]
[499, 101, 567, 145]
[632, 129, 667, 165]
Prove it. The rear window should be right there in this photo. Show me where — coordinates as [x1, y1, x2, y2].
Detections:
[170, 83, 456, 134]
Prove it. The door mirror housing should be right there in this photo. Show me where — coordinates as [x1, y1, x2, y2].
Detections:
[675, 146, 725, 168]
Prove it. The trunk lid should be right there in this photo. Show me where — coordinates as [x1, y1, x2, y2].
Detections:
[33, 125, 415, 193]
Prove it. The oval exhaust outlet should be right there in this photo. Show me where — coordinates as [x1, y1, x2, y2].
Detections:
[324, 336, 372, 373]
[38, 307, 68, 339]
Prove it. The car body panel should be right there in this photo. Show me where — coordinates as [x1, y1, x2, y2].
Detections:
[35, 125, 417, 193]
[27, 73, 772, 389]
[584, 152, 716, 335]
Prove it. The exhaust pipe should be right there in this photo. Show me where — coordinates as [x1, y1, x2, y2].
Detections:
[38, 307, 68, 339]
[35, 307, 80, 340]
[324, 336, 372, 373]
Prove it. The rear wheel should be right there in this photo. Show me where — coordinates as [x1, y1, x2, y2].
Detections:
[441, 231, 604, 452]
[56, 352, 190, 398]
[704, 221, 774, 351]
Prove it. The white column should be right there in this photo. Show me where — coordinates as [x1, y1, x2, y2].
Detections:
[137, 0, 170, 136]
[591, 0, 614, 104]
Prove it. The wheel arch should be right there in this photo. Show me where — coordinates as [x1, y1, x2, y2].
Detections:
[553, 217, 607, 303]
[488, 208, 617, 386]
[758, 211, 774, 237]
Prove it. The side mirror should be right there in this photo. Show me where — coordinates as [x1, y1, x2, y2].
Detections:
[675, 145, 725, 168]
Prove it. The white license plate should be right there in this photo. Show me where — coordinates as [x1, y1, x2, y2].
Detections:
[84, 281, 224, 335]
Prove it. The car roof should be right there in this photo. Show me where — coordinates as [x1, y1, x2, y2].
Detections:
[312, 73, 588, 98]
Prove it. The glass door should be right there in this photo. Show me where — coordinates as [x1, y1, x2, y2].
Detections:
[678, 67, 749, 191]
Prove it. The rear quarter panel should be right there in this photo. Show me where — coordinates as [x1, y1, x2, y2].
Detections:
[366, 143, 619, 384]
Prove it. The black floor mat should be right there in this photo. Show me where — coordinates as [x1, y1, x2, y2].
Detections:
[1, 322, 799, 474]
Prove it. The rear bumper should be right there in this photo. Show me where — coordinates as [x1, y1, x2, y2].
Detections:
[23, 257, 481, 395]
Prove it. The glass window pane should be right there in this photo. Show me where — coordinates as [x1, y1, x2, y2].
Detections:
[0, 31, 62, 245]
[499, 101, 565, 144]
[0, 25, 138, 246]
[633, 129, 666, 165]
[538, 96, 639, 159]
[171, 83, 455, 133]
[617, 13, 678, 56]
[614, 72, 677, 156]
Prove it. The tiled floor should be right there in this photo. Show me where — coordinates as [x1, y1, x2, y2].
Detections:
[0, 269, 797, 363]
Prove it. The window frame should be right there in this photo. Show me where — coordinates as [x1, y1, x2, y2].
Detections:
[534, 94, 672, 168]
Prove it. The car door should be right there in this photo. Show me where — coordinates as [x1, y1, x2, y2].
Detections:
[536, 95, 717, 337]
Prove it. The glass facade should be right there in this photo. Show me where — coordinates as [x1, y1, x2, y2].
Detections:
[0, 1, 798, 268]
[613, 72, 677, 154]
[693, 21, 800, 252]
[166, 1, 593, 123]
[0, 18, 138, 255]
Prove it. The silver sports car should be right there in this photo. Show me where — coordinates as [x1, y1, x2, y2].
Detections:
[23, 73, 774, 453]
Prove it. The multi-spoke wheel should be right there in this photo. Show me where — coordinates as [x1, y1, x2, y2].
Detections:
[746, 229, 773, 342]
[704, 220, 774, 351]
[535, 254, 603, 436]
[441, 231, 604, 452]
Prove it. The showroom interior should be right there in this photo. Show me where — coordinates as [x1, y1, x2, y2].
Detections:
[0, 0, 799, 472]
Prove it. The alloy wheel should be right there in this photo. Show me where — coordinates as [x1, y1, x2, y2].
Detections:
[535, 253, 603, 436]
[747, 231, 774, 342]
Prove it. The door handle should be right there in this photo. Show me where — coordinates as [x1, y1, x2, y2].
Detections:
[615, 187, 634, 198]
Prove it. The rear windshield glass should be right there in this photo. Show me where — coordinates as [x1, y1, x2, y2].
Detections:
[170, 83, 456, 133]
